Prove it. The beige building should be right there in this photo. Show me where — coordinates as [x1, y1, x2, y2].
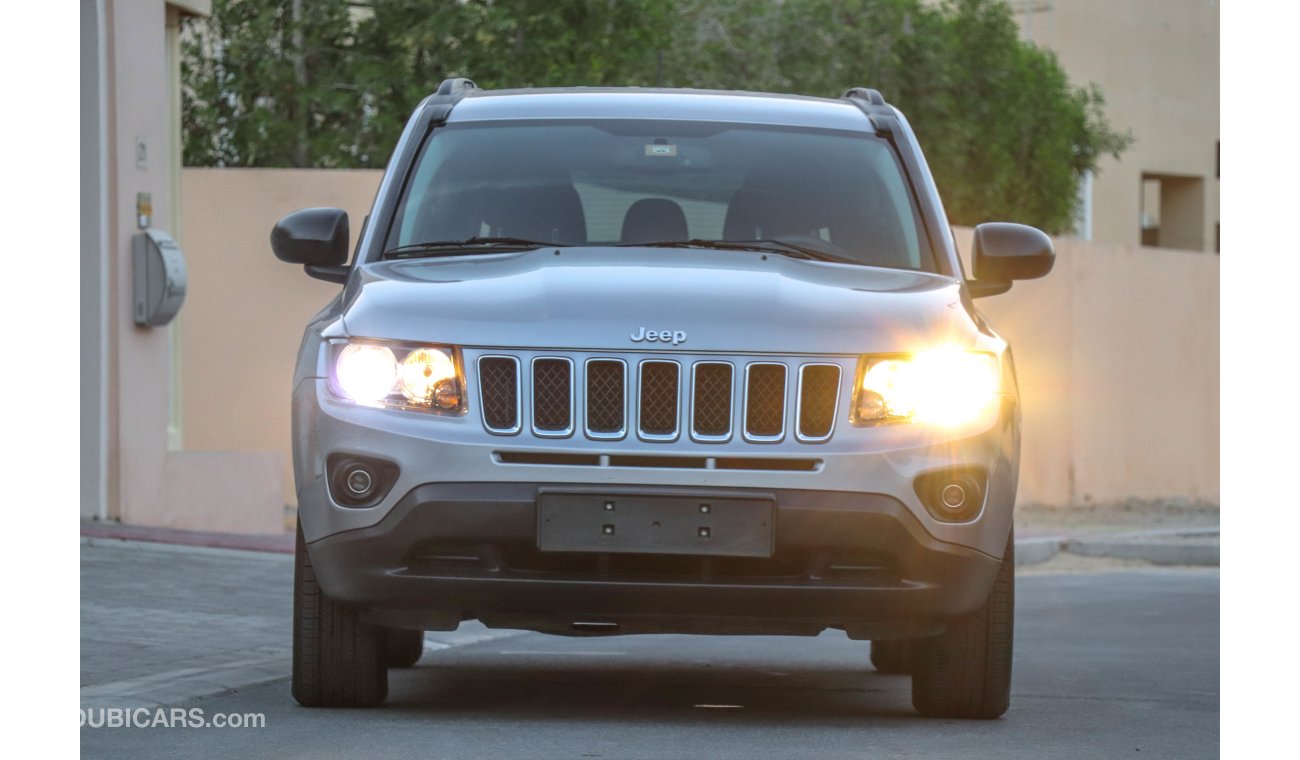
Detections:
[81, 0, 283, 532]
[1011, 0, 1220, 252]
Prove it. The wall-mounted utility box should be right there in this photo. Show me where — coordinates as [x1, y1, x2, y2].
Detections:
[132, 228, 187, 326]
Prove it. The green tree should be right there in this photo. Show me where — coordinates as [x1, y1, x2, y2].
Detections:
[182, 0, 365, 167]
[183, 0, 1129, 233]
[665, 0, 1131, 232]
[347, 0, 674, 158]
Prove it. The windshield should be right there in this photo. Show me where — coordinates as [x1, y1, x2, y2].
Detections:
[385, 119, 934, 271]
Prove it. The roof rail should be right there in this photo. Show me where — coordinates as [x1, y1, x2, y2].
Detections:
[842, 87, 886, 106]
[419, 77, 478, 124]
[841, 86, 895, 137]
[435, 77, 477, 96]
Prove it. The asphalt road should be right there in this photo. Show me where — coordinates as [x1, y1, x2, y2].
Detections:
[81, 567, 1218, 759]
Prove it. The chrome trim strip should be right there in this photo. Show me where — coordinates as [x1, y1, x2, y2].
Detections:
[794, 363, 842, 444]
[530, 356, 575, 439]
[583, 357, 629, 441]
[636, 359, 681, 442]
[477, 354, 522, 436]
[742, 361, 788, 443]
[689, 360, 735, 443]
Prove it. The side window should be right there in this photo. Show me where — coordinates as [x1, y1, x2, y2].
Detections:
[394, 138, 450, 246]
[866, 147, 922, 268]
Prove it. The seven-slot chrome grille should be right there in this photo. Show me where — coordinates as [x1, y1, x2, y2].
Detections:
[476, 353, 844, 444]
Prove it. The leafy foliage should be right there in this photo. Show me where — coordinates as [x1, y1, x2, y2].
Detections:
[182, 0, 1130, 232]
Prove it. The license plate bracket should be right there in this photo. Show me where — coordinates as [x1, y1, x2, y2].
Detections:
[536, 491, 774, 557]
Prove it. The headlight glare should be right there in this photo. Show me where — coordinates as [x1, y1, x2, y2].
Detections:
[336, 344, 398, 404]
[854, 348, 999, 427]
[399, 348, 458, 406]
[332, 341, 464, 413]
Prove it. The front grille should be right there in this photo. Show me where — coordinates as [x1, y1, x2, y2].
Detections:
[478, 352, 845, 445]
[692, 363, 733, 440]
[638, 361, 680, 438]
[478, 356, 520, 433]
[585, 360, 626, 436]
[745, 364, 787, 440]
[798, 364, 841, 441]
[532, 358, 573, 434]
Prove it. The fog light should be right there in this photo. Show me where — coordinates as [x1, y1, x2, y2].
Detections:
[940, 483, 967, 510]
[343, 464, 376, 499]
[914, 468, 987, 523]
[327, 454, 399, 508]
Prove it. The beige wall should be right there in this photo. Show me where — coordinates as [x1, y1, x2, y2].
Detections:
[956, 230, 1219, 506]
[1013, 0, 1220, 252]
[180, 169, 384, 506]
[90, 0, 284, 533]
[179, 169, 1219, 512]
[103, 0, 175, 527]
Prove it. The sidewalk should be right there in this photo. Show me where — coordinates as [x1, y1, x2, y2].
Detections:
[80, 503, 1218, 709]
[80, 539, 292, 710]
[79, 537, 519, 711]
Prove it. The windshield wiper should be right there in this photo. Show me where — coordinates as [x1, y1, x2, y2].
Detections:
[385, 237, 559, 258]
[617, 238, 863, 266]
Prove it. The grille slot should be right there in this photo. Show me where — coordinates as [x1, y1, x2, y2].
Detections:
[478, 356, 520, 433]
[691, 362, 733, 441]
[744, 363, 787, 441]
[531, 358, 573, 435]
[638, 361, 681, 439]
[476, 352, 844, 445]
[585, 359, 626, 438]
[797, 364, 841, 442]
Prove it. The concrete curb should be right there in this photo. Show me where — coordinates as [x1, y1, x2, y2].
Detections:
[1064, 536, 1219, 567]
[1014, 536, 1063, 566]
[1015, 529, 1219, 567]
[81, 522, 294, 554]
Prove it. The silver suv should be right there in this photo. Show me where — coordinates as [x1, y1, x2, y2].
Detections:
[272, 79, 1054, 718]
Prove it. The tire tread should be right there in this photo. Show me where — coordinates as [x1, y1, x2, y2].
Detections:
[911, 532, 1015, 719]
[292, 523, 388, 707]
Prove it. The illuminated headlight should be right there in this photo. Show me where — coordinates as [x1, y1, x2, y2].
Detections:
[852, 347, 1000, 427]
[331, 341, 464, 412]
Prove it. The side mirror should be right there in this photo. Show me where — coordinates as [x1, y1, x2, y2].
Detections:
[271, 208, 350, 283]
[968, 222, 1055, 297]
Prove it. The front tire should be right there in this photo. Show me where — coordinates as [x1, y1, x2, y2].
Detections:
[911, 531, 1015, 719]
[870, 639, 914, 674]
[385, 628, 424, 668]
[292, 522, 388, 707]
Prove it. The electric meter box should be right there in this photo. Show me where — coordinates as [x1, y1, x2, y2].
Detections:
[132, 229, 187, 326]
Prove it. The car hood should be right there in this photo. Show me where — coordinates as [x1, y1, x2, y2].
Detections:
[340, 247, 976, 354]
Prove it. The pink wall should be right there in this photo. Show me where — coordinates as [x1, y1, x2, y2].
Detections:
[180, 168, 383, 508]
[958, 230, 1220, 506]
[106, 0, 175, 526]
[103, 1, 282, 534]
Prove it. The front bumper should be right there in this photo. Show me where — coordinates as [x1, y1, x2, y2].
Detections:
[307, 482, 1003, 639]
[295, 377, 1018, 636]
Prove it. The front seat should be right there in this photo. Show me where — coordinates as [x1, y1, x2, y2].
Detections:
[621, 198, 689, 244]
[490, 182, 589, 244]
